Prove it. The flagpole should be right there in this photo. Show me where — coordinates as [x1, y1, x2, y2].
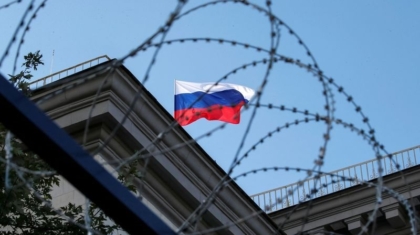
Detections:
[49, 50, 55, 75]
[173, 79, 176, 118]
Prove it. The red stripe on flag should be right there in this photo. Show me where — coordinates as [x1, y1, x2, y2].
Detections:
[174, 102, 245, 126]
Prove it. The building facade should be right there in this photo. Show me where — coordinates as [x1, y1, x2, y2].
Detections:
[29, 56, 419, 235]
[268, 164, 420, 234]
[30, 57, 281, 235]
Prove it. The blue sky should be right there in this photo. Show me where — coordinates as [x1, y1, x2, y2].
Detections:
[1, 0, 419, 195]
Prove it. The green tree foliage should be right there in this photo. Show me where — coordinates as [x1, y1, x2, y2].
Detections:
[8, 51, 43, 96]
[0, 52, 126, 234]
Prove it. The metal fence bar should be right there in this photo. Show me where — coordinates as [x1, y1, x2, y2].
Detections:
[28, 55, 111, 90]
[250, 145, 420, 212]
[0, 74, 176, 235]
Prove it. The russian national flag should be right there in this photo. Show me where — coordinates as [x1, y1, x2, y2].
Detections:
[174, 80, 255, 126]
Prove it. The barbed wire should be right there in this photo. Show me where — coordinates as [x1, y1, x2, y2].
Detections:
[12, 0, 48, 76]
[0, 0, 34, 68]
[0, 0, 418, 235]
[13, 161, 105, 235]
[0, 0, 21, 11]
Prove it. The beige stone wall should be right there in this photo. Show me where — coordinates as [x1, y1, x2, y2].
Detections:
[49, 154, 177, 234]
[51, 177, 85, 208]
[31, 64, 280, 234]
[51, 155, 110, 208]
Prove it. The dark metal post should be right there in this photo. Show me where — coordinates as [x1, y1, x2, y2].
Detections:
[0, 74, 176, 235]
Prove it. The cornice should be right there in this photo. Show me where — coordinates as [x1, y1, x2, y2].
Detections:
[31, 64, 280, 234]
[270, 166, 420, 233]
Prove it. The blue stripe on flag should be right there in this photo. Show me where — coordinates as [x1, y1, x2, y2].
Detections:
[174, 89, 248, 111]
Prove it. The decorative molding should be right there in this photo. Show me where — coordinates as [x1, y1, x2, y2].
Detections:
[381, 203, 407, 228]
[32, 63, 280, 235]
[344, 215, 366, 235]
